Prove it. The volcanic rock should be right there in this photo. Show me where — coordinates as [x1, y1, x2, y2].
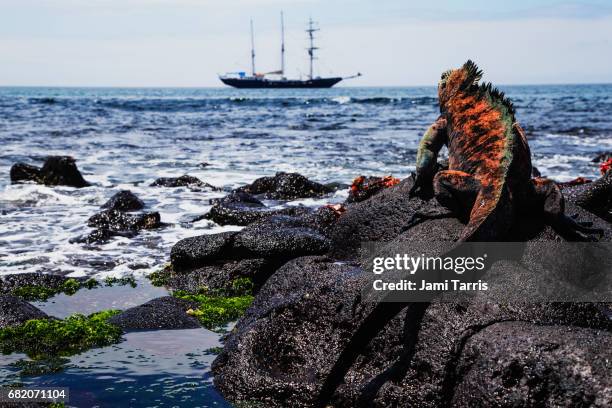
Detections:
[565, 171, 612, 222]
[0, 295, 50, 329]
[171, 231, 238, 272]
[161, 258, 275, 294]
[150, 174, 216, 189]
[451, 322, 612, 407]
[88, 209, 161, 231]
[203, 190, 312, 226]
[211, 175, 612, 407]
[108, 296, 201, 331]
[101, 190, 145, 211]
[10, 156, 90, 187]
[235, 172, 333, 200]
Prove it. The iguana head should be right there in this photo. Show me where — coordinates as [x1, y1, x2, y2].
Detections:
[438, 60, 483, 113]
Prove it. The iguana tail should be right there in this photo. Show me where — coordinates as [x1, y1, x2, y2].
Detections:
[459, 183, 512, 241]
[316, 302, 429, 407]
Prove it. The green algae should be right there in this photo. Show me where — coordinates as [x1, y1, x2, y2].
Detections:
[10, 275, 137, 301]
[229, 277, 254, 296]
[173, 291, 253, 330]
[0, 310, 122, 360]
[147, 263, 172, 287]
[195, 277, 255, 298]
[202, 346, 224, 356]
[11, 285, 58, 302]
[104, 275, 137, 288]
[10, 357, 71, 376]
[10, 277, 86, 301]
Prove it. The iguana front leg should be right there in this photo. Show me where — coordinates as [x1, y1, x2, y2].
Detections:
[409, 115, 448, 197]
[403, 170, 480, 232]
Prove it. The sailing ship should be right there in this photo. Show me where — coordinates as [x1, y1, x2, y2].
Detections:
[219, 13, 360, 89]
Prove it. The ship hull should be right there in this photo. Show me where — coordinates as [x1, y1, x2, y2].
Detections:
[220, 77, 343, 89]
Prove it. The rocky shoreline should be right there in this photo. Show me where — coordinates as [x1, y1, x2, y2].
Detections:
[2, 156, 611, 406]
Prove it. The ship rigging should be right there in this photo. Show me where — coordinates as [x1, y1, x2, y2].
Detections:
[219, 13, 361, 89]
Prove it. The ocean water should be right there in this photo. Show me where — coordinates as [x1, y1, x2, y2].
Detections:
[1, 85, 611, 279]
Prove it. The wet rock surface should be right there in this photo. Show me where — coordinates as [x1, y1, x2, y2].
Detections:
[233, 221, 331, 259]
[329, 177, 423, 259]
[101, 190, 145, 211]
[87, 209, 161, 231]
[108, 296, 201, 331]
[0, 273, 80, 295]
[78, 209, 163, 244]
[235, 172, 333, 200]
[9, 163, 42, 184]
[166, 213, 334, 294]
[0, 295, 50, 328]
[565, 171, 612, 222]
[592, 151, 612, 163]
[171, 231, 238, 271]
[202, 190, 312, 226]
[451, 322, 612, 407]
[211, 176, 612, 407]
[163, 259, 274, 293]
[10, 156, 90, 187]
[150, 174, 217, 189]
[74, 189, 164, 244]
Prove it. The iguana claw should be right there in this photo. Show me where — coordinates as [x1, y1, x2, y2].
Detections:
[557, 215, 604, 242]
[401, 208, 455, 232]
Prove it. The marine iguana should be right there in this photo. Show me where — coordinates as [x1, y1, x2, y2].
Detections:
[316, 60, 602, 407]
[407, 59, 601, 241]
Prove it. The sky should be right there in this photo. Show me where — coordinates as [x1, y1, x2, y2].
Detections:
[1, 0, 611, 87]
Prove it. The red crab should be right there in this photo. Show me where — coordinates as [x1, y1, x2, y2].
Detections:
[600, 158, 612, 175]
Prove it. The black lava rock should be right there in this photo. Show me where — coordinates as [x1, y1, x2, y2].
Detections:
[236, 172, 333, 199]
[167, 212, 335, 294]
[216, 191, 264, 206]
[171, 231, 238, 271]
[0, 295, 50, 328]
[9, 163, 42, 184]
[161, 258, 275, 294]
[233, 222, 331, 259]
[203, 190, 312, 226]
[211, 257, 377, 407]
[452, 322, 612, 407]
[592, 151, 612, 163]
[567, 171, 612, 222]
[101, 190, 145, 211]
[0, 273, 81, 295]
[150, 175, 216, 189]
[171, 216, 332, 266]
[10, 156, 90, 187]
[72, 227, 121, 244]
[329, 177, 426, 259]
[108, 296, 201, 331]
[88, 209, 161, 231]
[211, 176, 612, 407]
[212, 255, 612, 408]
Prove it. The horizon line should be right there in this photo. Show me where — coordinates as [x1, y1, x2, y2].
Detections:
[1, 82, 612, 89]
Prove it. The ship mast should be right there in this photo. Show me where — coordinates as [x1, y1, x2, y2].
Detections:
[306, 18, 319, 80]
[250, 19, 256, 76]
[280, 11, 285, 78]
